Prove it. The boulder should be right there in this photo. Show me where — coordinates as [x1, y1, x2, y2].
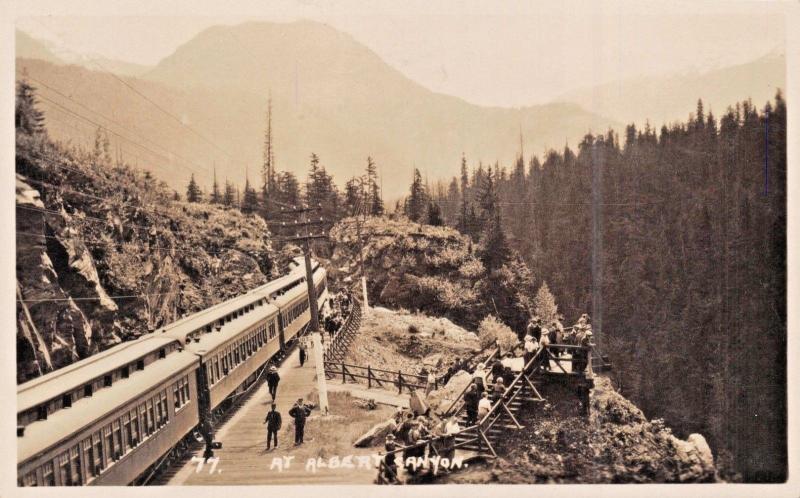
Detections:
[427, 370, 472, 413]
[354, 418, 397, 448]
[687, 433, 714, 469]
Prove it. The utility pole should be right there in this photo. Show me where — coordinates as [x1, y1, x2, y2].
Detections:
[270, 201, 329, 413]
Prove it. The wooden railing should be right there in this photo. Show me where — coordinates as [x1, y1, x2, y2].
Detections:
[323, 361, 434, 394]
[323, 299, 362, 362]
[375, 348, 547, 483]
[440, 347, 500, 417]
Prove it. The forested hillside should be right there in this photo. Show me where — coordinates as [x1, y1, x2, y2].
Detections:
[426, 94, 786, 481]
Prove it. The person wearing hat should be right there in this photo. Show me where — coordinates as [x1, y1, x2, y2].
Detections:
[262, 403, 282, 450]
[299, 341, 307, 367]
[288, 398, 311, 445]
[523, 334, 539, 374]
[463, 384, 479, 426]
[382, 433, 399, 483]
[573, 330, 593, 374]
[266, 365, 281, 400]
[472, 363, 487, 397]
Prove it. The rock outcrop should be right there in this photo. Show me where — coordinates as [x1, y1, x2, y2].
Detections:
[15, 133, 277, 383]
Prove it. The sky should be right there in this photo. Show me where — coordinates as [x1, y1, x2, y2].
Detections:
[15, 0, 787, 107]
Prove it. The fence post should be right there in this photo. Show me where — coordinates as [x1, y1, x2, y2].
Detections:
[398, 371, 403, 394]
[342, 363, 346, 384]
[368, 365, 372, 389]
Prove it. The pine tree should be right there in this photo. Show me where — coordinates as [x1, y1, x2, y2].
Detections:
[479, 211, 510, 272]
[427, 201, 443, 226]
[344, 177, 361, 216]
[405, 168, 427, 222]
[223, 179, 235, 206]
[173, 190, 181, 201]
[186, 174, 202, 203]
[210, 166, 222, 204]
[242, 175, 259, 214]
[533, 281, 559, 324]
[458, 153, 470, 233]
[15, 77, 45, 135]
[366, 156, 384, 215]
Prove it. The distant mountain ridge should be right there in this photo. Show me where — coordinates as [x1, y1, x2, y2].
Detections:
[556, 52, 785, 127]
[16, 22, 616, 196]
[15, 22, 784, 196]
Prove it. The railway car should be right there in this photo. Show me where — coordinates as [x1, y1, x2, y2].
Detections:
[17, 259, 329, 486]
[17, 336, 199, 486]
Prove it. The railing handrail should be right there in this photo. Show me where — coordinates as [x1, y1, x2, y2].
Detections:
[322, 361, 429, 381]
[441, 347, 500, 417]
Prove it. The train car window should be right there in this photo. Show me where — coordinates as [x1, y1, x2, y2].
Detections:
[70, 446, 82, 486]
[159, 348, 166, 359]
[37, 405, 47, 421]
[112, 420, 122, 459]
[122, 365, 130, 378]
[82, 438, 94, 478]
[22, 471, 38, 487]
[122, 414, 131, 453]
[42, 461, 55, 486]
[103, 426, 113, 463]
[93, 432, 104, 472]
[84, 384, 93, 397]
[183, 377, 190, 403]
[58, 452, 71, 485]
[130, 409, 139, 447]
[62, 393, 72, 408]
[215, 360, 220, 380]
[161, 390, 170, 423]
[147, 400, 155, 434]
[104, 375, 112, 387]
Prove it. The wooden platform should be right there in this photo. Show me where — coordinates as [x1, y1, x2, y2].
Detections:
[161, 348, 384, 485]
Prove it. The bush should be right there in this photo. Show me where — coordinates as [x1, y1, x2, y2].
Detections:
[478, 315, 518, 352]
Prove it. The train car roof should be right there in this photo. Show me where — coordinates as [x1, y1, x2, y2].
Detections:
[155, 263, 310, 337]
[181, 302, 279, 356]
[17, 336, 179, 414]
[18, 350, 198, 464]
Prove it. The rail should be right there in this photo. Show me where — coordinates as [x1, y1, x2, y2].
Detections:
[322, 298, 362, 362]
[440, 347, 500, 417]
[323, 361, 433, 393]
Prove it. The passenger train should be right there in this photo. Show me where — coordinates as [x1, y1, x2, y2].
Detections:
[17, 257, 328, 486]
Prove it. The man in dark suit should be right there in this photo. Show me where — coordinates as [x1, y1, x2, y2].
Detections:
[263, 403, 282, 450]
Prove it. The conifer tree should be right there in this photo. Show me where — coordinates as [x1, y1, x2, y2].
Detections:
[366, 156, 384, 215]
[427, 201, 443, 226]
[242, 176, 259, 214]
[210, 166, 222, 204]
[405, 168, 427, 222]
[186, 174, 202, 203]
[15, 77, 45, 135]
[223, 179, 235, 206]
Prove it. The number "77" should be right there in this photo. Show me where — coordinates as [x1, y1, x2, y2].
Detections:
[190, 456, 221, 474]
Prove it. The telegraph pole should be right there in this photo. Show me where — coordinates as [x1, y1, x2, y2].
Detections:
[270, 201, 328, 412]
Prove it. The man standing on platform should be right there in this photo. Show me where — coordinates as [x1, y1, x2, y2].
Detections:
[263, 403, 282, 450]
[299, 340, 307, 367]
[289, 398, 312, 445]
[266, 366, 280, 400]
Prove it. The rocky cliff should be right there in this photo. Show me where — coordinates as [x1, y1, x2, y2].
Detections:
[439, 375, 718, 483]
[15, 131, 278, 383]
[329, 216, 536, 332]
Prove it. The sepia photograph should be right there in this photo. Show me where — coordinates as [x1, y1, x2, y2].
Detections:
[3, 0, 797, 494]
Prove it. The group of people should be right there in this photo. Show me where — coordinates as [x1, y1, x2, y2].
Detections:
[262, 396, 314, 450]
[321, 290, 353, 340]
[381, 408, 462, 483]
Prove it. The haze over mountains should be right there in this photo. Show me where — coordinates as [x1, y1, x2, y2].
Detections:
[15, 21, 785, 197]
